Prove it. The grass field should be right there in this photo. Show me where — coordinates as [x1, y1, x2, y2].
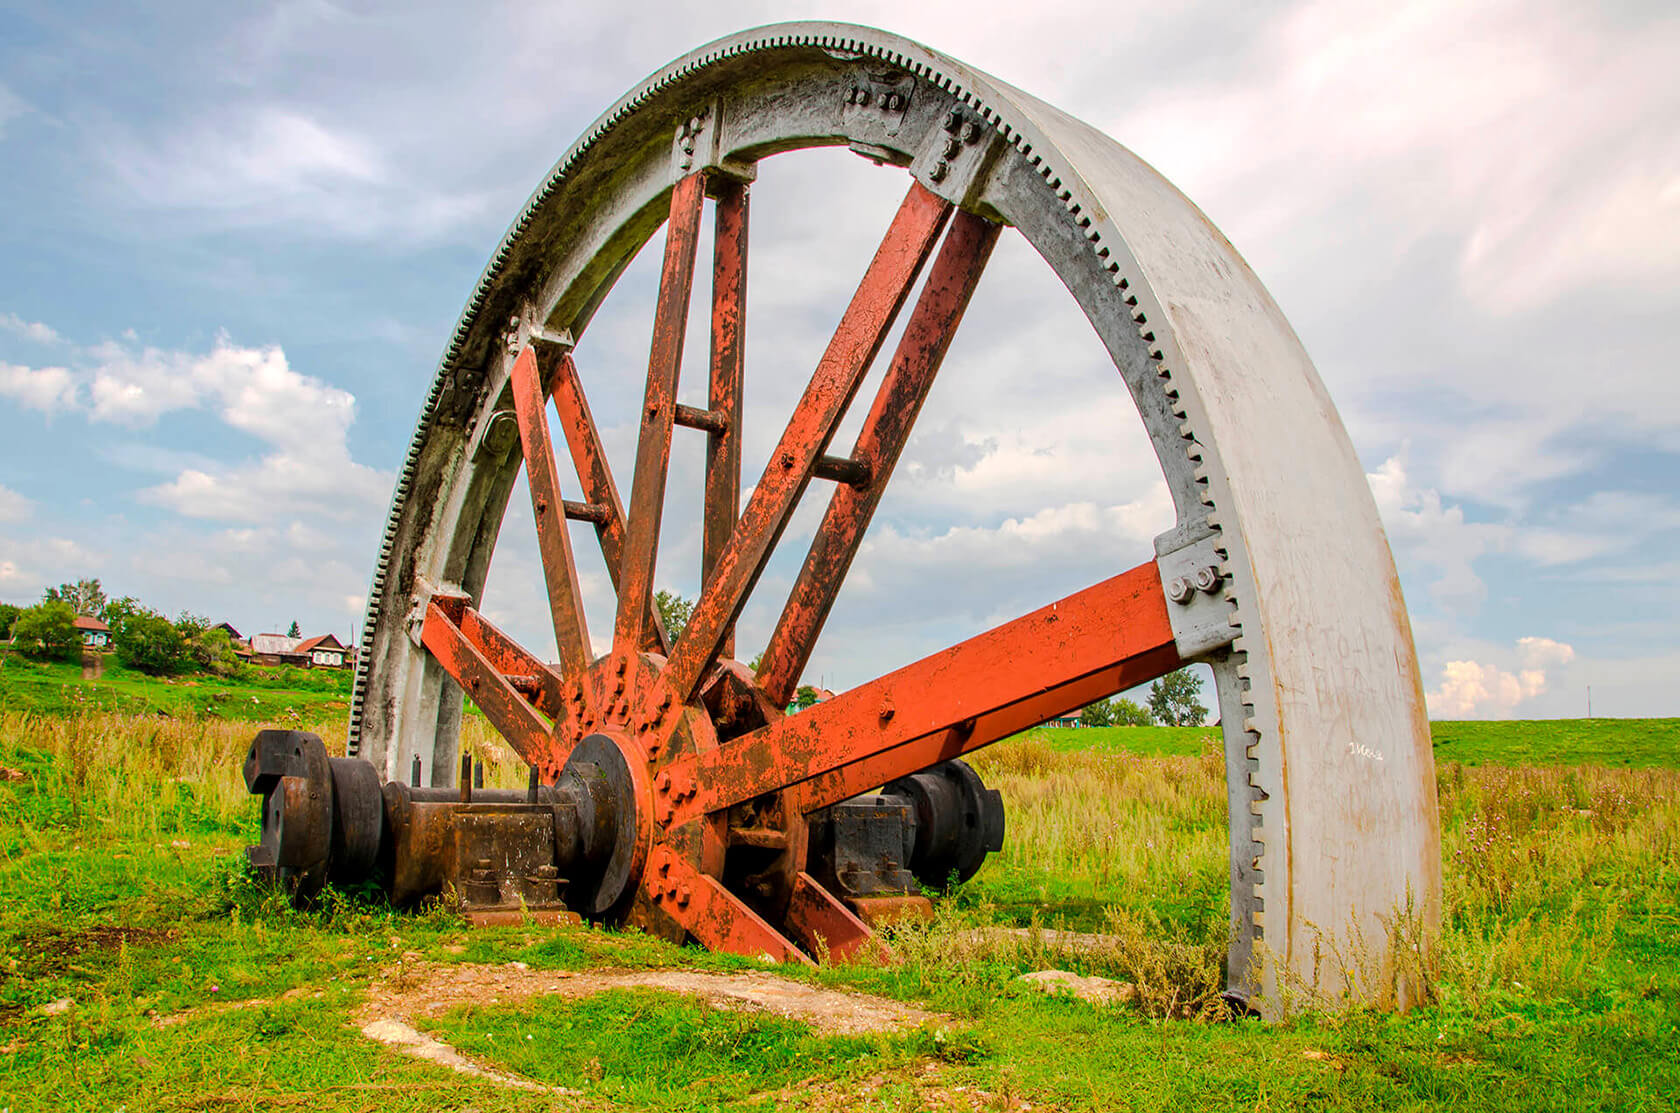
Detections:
[0, 648, 354, 719]
[1, 709, 1676, 1110]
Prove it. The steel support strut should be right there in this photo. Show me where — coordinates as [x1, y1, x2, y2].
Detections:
[660, 560, 1181, 828]
[663, 184, 953, 704]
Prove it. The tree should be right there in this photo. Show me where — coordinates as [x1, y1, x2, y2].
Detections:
[1078, 699, 1116, 727]
[287, 620, 301, 638]
[193, 626, 244, 676]
[654, 590, 693, 643]
[12, 602, 79, 660]
[101, 596, 144, 643]
[1112, 697, 1153, 726]
[0, 603, 20, 641]
[116, 609, 189, 675]
[1148, 668, 1208, 727]
[791, 684, 822, 711]
[44, 578, 105, 617]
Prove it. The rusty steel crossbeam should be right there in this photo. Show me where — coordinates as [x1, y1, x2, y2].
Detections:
[614, 172, 707, 659]
[549, 351, 670, 655]
[454, 606, 566, 720]
[509, 346, 593, 678]
[646, 845, 813, 964]
[785, 641, 1183, 816]
[663, 184, 953, 703]
[421, 600, 551, 766]
[660, 561, 1177, 827]
[704, 177, 748, 660]
[784, 871, 886, 961]
[756, 210, 1001, 708]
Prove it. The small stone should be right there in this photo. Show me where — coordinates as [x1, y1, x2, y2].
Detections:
[1017, 970, 1138, 1006]
[40, 997, 74, 1016]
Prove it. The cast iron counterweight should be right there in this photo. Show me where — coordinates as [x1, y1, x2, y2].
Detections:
[248, 22, 1441, 1011]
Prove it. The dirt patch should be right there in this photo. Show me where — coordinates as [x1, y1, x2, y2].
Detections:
[359, 961, 942, 1037]
[1018, 969, 1138, 1006]
[351, 960, 945, 1094]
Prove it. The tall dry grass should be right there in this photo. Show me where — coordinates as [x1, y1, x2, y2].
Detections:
[4, 712, 1674, 1019]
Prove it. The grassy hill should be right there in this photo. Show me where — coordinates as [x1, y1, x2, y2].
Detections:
[1026, 718, 1680, 768]
[0, 648, 353, 720]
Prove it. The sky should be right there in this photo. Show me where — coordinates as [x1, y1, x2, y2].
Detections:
[1, 0, 1676, 720]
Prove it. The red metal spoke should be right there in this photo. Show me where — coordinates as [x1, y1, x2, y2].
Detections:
[756, 210, 1001, 707]
[646, 845, 813, 964]
[664, 184, 954, 703]
[614, 172, 708, 658]
[510, 346, 593, 678]
[784, 872, 886, 961]
[660, 561, 1180, 827]
[785, 640, 1182, 816]
[704, 177, 748, 659]
[421, 599, 552, 766]
[455, 605, 566, 720]
[549, 352, 670, 656]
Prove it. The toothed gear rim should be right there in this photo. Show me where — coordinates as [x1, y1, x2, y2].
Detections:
[349, 21, 1440, 1010]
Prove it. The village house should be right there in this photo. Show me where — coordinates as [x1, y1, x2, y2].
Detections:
[246, 632, 351, 668]
[74, 615, 111, 649]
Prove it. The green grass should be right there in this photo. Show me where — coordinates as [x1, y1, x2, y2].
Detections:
[1033, 717, 1680, 768]
[1, 709, 1677, 1110]
[0, 647, 353, 720]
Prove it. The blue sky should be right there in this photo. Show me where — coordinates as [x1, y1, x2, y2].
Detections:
[1, 0, 1676, 718]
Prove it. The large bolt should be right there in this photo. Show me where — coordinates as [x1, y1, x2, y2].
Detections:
[1194, 565, 1223, 594]
[1168, 576, 1195, 605]
[929, 160, 949, 183]
[961, 120, 984, 144]
[943, 109, 963, 133]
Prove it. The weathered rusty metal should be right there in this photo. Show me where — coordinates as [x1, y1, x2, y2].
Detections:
[420, 598, 551, 765]
[662, 562, 1177, 828]
[662, 184, 952, 705]
[756, 208, 1001, 708]
[704, 177, 748, 660]
[614, 172, 707, 659]
[549, 352, 669, 655]
[509, 345, 591, 678]
[784, 872, 885, 961]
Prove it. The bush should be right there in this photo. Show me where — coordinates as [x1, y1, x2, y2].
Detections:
[116, 609, 189, 675]
[12, 601, 80, 661]
[0, 602, 20, 640]
[1113, 697, 1153, 726]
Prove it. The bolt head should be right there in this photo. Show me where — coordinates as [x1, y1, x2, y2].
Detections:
[962, 120, 984, 144]
[1168, 576, 1195, 604]
[943, 136, 961, 160]
[943, 109, 963, 133]
[856, 88, 872, 107]
[1194, 565, 1223, 593]
[929, 160, 949, 183]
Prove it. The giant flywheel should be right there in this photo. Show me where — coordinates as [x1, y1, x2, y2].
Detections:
[247, 22, 1440, 1012]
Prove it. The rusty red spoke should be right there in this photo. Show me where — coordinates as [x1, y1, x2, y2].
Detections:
[421, 599, 552, 766]
[455, 605, 566, 719]
[785, 640, 1182, 816]
[646, 844, 813, 964]
[664, 184, 954, 703]
[784, 872, 886, 961]
[614, 172, 707, 659]
[510, 346, 593, 678]
[660, 561, 1181, 827]
[550, 352, 670, 656]
[756, 210, 1000, 707]
[704, 176, 748, 660]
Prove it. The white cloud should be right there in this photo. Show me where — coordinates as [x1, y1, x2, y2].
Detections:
[1367, 453, 1507, 610]
[0, 484, 32, 523]
[0, 313, 59, 344]
[1427, 635, 1576, 717]
[0, 362, 77, 414]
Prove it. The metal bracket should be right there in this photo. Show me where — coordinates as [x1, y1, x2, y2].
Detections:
[407, 576, 468, 650]
[1154, 524, 1237, 659]
[672, 99, 757, 182]
[842, 68, 912, 137]
[912, 104, 1007, 210]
